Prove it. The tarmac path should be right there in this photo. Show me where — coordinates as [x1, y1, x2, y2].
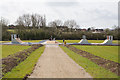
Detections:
[28, 45, 92, 78]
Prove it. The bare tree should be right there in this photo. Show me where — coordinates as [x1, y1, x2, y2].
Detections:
[48, 19, 62, 27]
[16, 17, 24, 26]
[16, 14, 46, 28]
[16, 14, 31, 27]
[75, 25, 80, 29]
[0, 17, 9, 27]
[91, 27, 95, 31]
[31, 14, 46, 29]
[0, 17, 9, 40]
[54, 20, 63, 26]
[48, 21, 57, 28]
[41, 15, 46, 28]
[64, 20, 77, 31]
[31, 14, 40, 28]
[24, 14, 31, 27]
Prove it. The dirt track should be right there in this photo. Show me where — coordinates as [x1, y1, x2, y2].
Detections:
[28, 45, 92, 78]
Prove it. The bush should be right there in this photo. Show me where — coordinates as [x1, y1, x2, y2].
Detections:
[2, 27, 119, 40]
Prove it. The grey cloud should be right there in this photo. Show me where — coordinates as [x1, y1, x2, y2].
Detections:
[45, 2, 79, 7]
[93, 8, 117, 21]
[0, 0, 118, 28]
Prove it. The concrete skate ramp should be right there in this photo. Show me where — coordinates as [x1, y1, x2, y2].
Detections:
[12, 38, 24, 44]
[78, 35, 90, 44]
[102, 39, 112, 45]
[77, 35, 114, 45]
[78, 39, 90, 44]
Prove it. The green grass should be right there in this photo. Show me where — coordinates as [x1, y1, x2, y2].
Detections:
[73, 45, 118, 63]
[23, 40, 41, 42]
[88, 40, 119, 44]
[1, 40, 119, 44]
[60, 45, 118, 78]
[7, 29, 16, 33]
[57, 40, 119, 44]
[3, 46, 45, 78]
[57, 40, 80, 43]
[113, 40, 119, 44]
[0, 41, 4, 43]
[0, 40, 41, 43]
[0, 41, 10, 43]
[0, 45, 1, 59]
[88, 40, 104, 43]
[2, 45, 31, 58]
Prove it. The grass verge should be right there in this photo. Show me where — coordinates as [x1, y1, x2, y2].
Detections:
[57, 40, 80, 43]
[0, 41, 10, 43]
[3, 46, 45, 78]
[60, 45, 118, 78]
[57, 40, 119, 44]
[73, 45, 118, 63]
[23, 40, 41, 42]
[2, 45, 31, 58]
[0, 40, 41, 43]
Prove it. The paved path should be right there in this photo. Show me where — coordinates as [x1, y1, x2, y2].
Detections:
[28, 45, 92, 78]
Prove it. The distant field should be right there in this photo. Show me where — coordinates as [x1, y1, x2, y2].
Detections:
[1, 40, 119, 44]
[7, 29, 16, 33]
[0, 41, 10, 43]
[57, 40, 80, 43]
[73, 45, 118, 63]
[0, 40, 42, 43]
[22, 40, 41, 42]
[2, 45, 31, 58]
[57, 40, 119, 44]
[89, 40, 119, 44]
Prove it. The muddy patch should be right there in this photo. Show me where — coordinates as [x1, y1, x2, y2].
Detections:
[65, 45, 120, 76]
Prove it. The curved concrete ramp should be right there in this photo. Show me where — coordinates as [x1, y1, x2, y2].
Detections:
[12, 38, 23, 44]
[28, 45, 92, 78]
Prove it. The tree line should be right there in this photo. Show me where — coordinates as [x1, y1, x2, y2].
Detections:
[10, 13, 78, 30]
[0, 13, 120, 41]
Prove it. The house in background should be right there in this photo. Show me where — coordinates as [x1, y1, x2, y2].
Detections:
[74, 29, 87, 32]
[8, 25, 16, 29]
[92, 29, 104, 33]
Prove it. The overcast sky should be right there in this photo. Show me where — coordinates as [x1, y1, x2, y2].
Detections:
[0, 0, 119, 29]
